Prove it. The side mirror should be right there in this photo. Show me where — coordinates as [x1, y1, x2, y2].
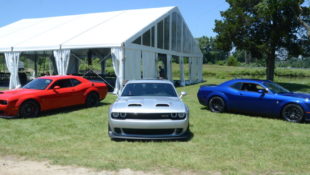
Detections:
[53, 85, 61, 89]
[258, 89, 266, 94]
[179, 91, 187, 98]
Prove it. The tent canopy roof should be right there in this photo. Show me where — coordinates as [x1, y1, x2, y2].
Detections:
[0, 7, 175, 52]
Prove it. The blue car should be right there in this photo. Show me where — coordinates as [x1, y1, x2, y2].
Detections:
[197, 79, 310, 123]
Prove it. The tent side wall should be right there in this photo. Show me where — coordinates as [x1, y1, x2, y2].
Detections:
[123, 7, 203, 86]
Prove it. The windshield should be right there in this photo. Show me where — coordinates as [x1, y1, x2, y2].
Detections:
[121, 83, 178, 97]
[263, 82, 290, 94]
[23, 78, 52, 90]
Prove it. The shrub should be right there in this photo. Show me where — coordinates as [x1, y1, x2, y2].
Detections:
[226, 56, 240, 66]
[216, 60, 226, 66]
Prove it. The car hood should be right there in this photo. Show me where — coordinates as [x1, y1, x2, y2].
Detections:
[279, 92, 310, 100]
[0, 88, 40, 100]
[111, 96, 187, 113]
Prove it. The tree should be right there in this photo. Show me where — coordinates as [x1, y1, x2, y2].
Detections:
[197, 36, 228, 64]
[214, 0, 309, 80]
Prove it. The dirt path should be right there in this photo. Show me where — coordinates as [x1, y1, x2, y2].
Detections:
[0, 156, 162, 175]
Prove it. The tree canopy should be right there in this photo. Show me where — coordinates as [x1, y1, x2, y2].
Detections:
[214, 0, 309, 80]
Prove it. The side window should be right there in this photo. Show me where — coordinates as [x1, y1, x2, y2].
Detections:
[50, 79, 72, 89]
[71, 79, 81, 87]
[230, 82, 242, 90]
[241, 83, 267, 93]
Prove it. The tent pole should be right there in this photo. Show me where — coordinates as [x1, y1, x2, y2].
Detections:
[34, 53, 38, 77]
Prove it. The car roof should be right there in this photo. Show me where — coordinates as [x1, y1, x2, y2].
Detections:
[125, 79, 174, 85]
[38, 75, 86, 81]
[222, 79, 272, 86]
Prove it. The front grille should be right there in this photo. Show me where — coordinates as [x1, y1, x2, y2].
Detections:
[123, 129, 175, 135]
[126, 113, 172, 120]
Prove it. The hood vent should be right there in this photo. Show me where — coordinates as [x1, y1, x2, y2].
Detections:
[128, 104, 142, 107]
[156, 104, 169, 107]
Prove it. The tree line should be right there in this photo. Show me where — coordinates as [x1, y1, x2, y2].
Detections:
[198, 0, 309, 81]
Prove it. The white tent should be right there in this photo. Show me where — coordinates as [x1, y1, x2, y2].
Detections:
[0, 6, 203, 92]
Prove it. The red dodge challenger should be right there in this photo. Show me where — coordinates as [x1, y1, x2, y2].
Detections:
[0, 75, 108, 118]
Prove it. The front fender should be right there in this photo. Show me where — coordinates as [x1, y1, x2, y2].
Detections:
[15, 96, 41, 109]
[276, 100, 310, 117]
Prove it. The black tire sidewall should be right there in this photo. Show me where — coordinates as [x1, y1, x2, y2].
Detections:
[282, 104, 304, 123]
[86, 92, 99, 107]
[19, 100, 39, 118]
[209, 96, 225, 113]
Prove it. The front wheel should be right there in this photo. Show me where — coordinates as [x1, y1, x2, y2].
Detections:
[282, 104, 304, 123]
[85, 92, 99, 107]
[208, 96, 225, 113]
[19, 100, 40, 118]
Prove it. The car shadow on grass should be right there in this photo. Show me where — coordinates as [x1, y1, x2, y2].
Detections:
[0, 101, 111, 120]
[200, 107, 309, 123]
[112, 131, 194, 142]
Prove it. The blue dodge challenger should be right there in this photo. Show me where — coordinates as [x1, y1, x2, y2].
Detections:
[197, 79, 310, 123]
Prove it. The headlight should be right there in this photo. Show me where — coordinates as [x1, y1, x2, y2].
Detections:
[177, 113, 186, 119]
[171, 113, 177, 119]
[111, 112, 120, 118]
[120, 113, 127, 118]
[0, 100, 8, 105]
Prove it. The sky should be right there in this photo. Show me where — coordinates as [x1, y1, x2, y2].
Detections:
[0, 0, 229, 38]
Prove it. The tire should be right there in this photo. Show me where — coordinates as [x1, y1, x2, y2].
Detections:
[208, 96, 225, 113]
[85, 92, 99, 107]
[282, 104, 304, 123]
[19, 100, 40, 118]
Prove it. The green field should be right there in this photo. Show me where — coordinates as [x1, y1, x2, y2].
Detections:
[0, 65, 310, 174]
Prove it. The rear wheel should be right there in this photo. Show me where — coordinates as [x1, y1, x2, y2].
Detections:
[282, 104, 304, 123]
[85, 92, 99, 107]
[19, 100, 39, 118]
[208, 96, 225, 113]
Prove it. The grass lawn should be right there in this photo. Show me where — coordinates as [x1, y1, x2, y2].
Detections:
[0, 65, 310, 174]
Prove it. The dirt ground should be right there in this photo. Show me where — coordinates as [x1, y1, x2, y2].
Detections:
[0, 156, 162, 175]
[0, 156, 219, 175]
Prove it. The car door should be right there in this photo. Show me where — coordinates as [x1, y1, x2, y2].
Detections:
[230, 82, 277, 114]
[68, 78, 86, 105]
[46, 79, 76, 108]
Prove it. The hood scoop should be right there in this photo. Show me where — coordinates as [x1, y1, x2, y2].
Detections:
[156, 104, 169, 107]
[0, 91, 4, 94]
[128, 103, 142, 107]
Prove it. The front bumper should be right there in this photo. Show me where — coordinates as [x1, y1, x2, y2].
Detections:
[108, 117, 189, 140]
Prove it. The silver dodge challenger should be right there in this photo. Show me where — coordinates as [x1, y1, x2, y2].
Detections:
[108, 79, 189, 140]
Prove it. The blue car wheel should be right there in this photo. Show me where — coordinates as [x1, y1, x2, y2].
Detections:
[209, 96, 225, 113]
[282, 104, 304, 123]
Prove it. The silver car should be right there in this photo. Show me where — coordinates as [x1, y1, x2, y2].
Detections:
[108, 80, 189, 140]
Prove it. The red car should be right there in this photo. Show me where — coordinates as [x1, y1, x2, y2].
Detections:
[0, 75, 108, 118]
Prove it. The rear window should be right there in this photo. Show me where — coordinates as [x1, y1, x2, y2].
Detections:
[230, 82, 242, 90]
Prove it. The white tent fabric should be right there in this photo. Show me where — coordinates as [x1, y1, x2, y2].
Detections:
[179, 57, 185, 86]
[111, 47, 123, 94]
[124, 49, 141, 80]
[142, 51, 156, 79]
[5, 52, 21, 89]
[166, 54, 172, 81]
[0, 6, 203, 93]
[0, 7, 175, 52]
[53, 49, 71, 75]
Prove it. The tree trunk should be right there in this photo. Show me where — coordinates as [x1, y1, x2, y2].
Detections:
[266, 50, 276, 81]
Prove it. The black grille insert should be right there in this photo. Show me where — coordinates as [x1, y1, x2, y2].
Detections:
[123, 129, 175, 135]
[126, 113, 172, 120]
